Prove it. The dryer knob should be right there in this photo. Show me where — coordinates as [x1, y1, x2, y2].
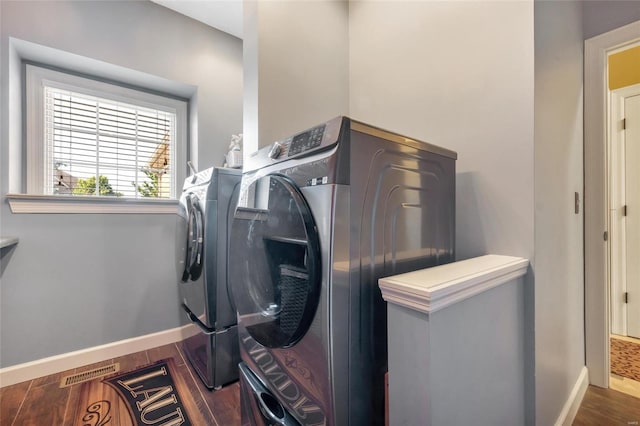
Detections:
[268, 142, 282, 159]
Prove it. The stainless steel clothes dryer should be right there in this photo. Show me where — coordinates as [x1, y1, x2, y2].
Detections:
[229, 117, 456, 425]
[176, 167, 241, 389]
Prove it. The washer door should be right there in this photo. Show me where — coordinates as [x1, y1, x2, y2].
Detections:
[178, 192, 204, 282]
[230, 174, 321, 349]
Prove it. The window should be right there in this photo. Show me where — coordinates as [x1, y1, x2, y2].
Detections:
[26, 64, 187, 201]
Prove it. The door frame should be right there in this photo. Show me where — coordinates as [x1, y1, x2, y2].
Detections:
[585, 20, 640, 388]
[610, 83, 640, 337]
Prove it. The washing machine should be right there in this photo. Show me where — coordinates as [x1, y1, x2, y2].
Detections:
[176, 166, 241, 389]
[228, 117, 457, 425]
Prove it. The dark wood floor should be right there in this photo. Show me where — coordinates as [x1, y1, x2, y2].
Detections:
[2, 347, 640, 426]
[0, 343, 240, 426]
[573, 385, 640, 425]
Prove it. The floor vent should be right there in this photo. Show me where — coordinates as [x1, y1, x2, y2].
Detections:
[59, 362, 120, 388]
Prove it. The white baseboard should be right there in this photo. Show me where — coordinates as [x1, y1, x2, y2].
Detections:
[0, 324, 198, 388]
[555, 366, 589, 426]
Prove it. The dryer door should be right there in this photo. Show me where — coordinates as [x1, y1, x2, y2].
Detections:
[230, 174, 321, 349]
[177, 192, 204, 283]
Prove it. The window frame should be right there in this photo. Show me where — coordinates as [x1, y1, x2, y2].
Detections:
[23, 64, 187, 211]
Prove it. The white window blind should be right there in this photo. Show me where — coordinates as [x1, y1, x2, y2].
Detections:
[26, 64, 187, 204]
[45, 87, 175, 198]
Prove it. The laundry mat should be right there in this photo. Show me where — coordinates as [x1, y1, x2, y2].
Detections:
[71, 358, 198, 426]
[611, 336, 640, 382]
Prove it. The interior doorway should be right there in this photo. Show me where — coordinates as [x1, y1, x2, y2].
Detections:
[585, 20, 640, 390]
[625, 92, 640, 339]
[625, 92, 640, 340]
[607, 54, 640, 397]
[610, 80, 640, 340]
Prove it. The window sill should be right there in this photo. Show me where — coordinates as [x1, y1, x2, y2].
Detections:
[6, 194, 178, 214]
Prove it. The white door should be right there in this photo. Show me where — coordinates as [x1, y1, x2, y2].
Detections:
[627, 94, 640, 338]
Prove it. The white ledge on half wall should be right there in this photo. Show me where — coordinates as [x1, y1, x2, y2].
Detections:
[378, 254, 529, 314]
[0, 237, 19, 249]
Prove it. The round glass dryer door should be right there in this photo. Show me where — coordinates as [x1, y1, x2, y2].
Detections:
[230, 174, 321, 348]
[177, 193, 204, 282]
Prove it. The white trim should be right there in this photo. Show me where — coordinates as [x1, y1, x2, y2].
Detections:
[24, 63, 187, 200]
[608, 85, 640, 336]
[612, 82, 640, 98]
[554, 366, 589, 426]
[0, 324, 198, 388]
[6, 193, 178, 214]
[585, 20, 640, 389]
[609, 39, 640, 55]
[378, 255, 529, 314]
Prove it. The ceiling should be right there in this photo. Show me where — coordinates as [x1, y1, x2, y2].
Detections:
[151, 0, 243, 39]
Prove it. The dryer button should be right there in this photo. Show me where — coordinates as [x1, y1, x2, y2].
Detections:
[268, 142, 282, 159]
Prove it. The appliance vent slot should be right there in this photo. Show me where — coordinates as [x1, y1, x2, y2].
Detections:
[59, 362, 120, 388]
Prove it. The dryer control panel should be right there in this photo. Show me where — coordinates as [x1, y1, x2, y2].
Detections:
[288, 124, 325, 156]
[245, 117, 345, 172]
[267, 124, 327, 161]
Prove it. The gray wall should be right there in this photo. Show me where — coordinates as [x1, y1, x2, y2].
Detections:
[582, 1, 640, 40]
[0, 1, 243, 368]
[534, 1, 585, 425]
[243, 0, 349, 155]
[349, 0, 535, 262]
